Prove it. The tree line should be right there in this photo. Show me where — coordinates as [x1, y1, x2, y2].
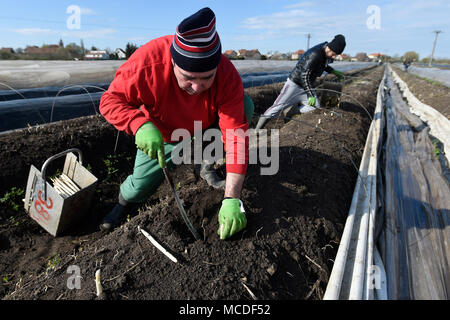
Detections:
[1, 43, 449, 65]
[0, 40, 139, 60]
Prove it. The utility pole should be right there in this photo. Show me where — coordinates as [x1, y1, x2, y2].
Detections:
[306, 34, 311, 51]
[80, 39, 85, 59]
[429, 30, 442, 67]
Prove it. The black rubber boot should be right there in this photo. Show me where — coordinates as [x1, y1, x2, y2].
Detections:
[100, 193, 131, 231]
[200, 161, 225, 190]
[99, 203, 127, 231]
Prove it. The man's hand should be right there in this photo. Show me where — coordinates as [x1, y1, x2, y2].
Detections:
[332, 69, 344, 81]
[135, 122, 166, 168]
[308, 96, 316, 107]
[217, 198, 247, 240]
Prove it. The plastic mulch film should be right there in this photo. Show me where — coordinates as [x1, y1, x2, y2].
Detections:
[378, 74, 450, 299]
[0, 84, 109, 133]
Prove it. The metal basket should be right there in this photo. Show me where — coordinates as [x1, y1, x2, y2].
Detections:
[24, 148, 98, 236]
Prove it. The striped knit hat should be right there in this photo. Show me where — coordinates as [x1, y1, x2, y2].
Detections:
[170, 7, 222, 72]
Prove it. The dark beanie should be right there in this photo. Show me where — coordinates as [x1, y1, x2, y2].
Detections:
[170, 7, 222, 72]
[328, 34, 346, 54]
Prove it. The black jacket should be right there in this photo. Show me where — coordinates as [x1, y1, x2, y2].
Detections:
[289, 42, 335, 97]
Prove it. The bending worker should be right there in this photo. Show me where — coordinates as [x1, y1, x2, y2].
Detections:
[99, 7, 253, 240]
[255, 34, 346, 130]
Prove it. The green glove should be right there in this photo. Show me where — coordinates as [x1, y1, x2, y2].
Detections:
[135, 122, 166, 168]
[308, 96, 316, 107]
[217, 198, 247, 240]
[332, 69, 344, 81]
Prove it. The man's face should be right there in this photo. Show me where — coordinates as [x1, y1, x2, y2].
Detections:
[172, 60, 217, 95]
[325, 46, 338, 59]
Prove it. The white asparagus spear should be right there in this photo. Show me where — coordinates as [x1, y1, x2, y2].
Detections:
[52, 177, 74, 195]
[60, 174, 81, 192]
[57, 177, 78, 194]
[53, 184, 69, 198]
[57, 176, 78, 194]
[50, 178, 71, 197]
[138, 226, 178, 263]
[95, 269, 103, 297]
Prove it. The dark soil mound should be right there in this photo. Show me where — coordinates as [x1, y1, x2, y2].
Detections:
[391, 66, 450, 119]
[0, 66, 384, 300]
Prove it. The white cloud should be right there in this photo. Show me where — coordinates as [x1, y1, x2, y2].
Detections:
[228, 0, 450, 57]
[241, 8, 359, 32]
[242, 9, 318, 30]
[284, 1, 317, 9]
[383, 0, 450, 22]
[410, 0, 450, 10]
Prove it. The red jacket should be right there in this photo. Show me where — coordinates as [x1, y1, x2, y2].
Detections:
[100, 35, 249, 174]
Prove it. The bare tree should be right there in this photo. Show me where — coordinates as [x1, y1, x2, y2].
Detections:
[355, 52, 368, 62]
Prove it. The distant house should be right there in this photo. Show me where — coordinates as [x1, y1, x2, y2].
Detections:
[0, 48, 15, 54]
[25, 45, 60, 55]
[237, 49, 249, 59]
[237, 49, 248, 58]
[25, 46, 39, 54]
[247, 49, 261, 60]
[368, 53, 384, 61]
[224, 50, 237, 59]
[237, 49, 262, 60]
[115, 48, 126, 59]
[85, 50, 110, 60]
[291, 49, 305, 60]
[270, 53, 289, 60]
[355, 52, 370, 62]
[335, 53, 349, 61]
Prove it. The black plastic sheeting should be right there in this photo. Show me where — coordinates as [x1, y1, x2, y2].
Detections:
[0, 91, 104, 132]
[0, 83, 110, 101]
[0, 72, 292, 133]
[0, 64, 374, 133]
[0, 83, 110, 133]
[241, 70, 290, 88]
[377, 73, 450, 299]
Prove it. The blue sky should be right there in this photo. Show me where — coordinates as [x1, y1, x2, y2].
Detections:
[1, 0, 449, 59]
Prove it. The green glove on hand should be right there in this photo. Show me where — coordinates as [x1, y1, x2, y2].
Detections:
[308, 96, 316, 107]
[332, 70, 344, 81]
[217, 198, 247, 240]
[135, 122, 166, 168]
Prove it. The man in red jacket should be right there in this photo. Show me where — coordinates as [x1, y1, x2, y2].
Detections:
[99, 7, 253, 240]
